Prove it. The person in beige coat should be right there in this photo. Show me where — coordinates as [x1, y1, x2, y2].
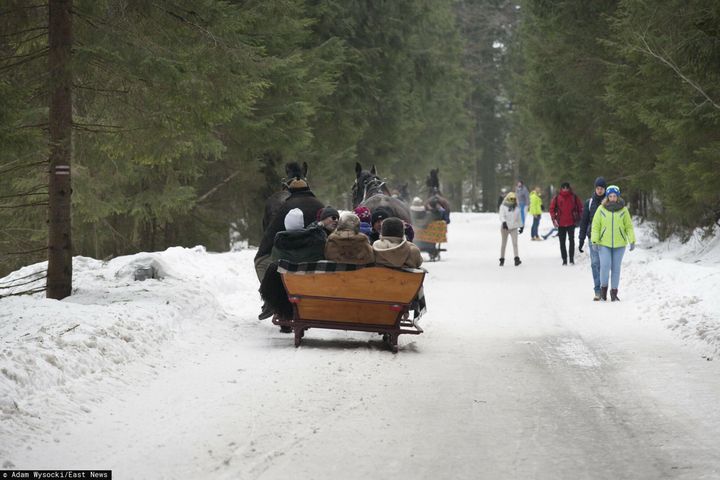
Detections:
[372, 217, 423, 269]
[324, 212, 375, 264]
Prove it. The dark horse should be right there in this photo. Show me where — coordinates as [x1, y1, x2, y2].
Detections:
[262, 161, 308, 231]
[352, 162, 411, 223]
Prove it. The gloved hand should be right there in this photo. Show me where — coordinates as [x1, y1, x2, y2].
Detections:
[630, 243, 635, 251]
[578, 238, 584, 253]
[502, 221, 508, 230]
[519, 227, 524, 234]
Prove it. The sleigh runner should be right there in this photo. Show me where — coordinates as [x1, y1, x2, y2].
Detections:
[272, 260, 426, 353]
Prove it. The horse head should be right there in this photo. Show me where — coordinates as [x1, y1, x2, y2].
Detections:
[353, 162, 383, 207]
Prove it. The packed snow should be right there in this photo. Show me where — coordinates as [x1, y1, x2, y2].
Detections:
[1, 213, 719, 478]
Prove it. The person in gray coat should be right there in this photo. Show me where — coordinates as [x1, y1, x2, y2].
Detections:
[515, 181, 530, 228]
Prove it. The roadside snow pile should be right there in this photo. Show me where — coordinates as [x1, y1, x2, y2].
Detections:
[625, 222, 720, 356]
[0, 247, 257, 450]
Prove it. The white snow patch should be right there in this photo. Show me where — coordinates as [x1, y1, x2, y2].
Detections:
[0, 247, 258, 457]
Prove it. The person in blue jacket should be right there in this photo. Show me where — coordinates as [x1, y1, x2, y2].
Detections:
[578, 177, 607, 301]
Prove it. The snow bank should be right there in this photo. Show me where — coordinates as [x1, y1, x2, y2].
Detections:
[624, 222, 720, 357]
[0, 247, 257, 452]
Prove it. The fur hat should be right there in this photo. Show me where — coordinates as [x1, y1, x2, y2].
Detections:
[353, 206, 371, 223]
[317, 206, 339, 221]
[337, 212, 360, 233]
[606, 185, 620, 197]
[284, 208, 304, 231]
[595, 177, 607, 189]
[381, 217, 405, 238]
[371, 207, 393, 226]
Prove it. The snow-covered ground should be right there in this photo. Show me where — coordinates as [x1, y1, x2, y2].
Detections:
[1, 213, 720, 479]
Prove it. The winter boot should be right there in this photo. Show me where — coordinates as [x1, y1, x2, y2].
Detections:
[499, 257, 505, 267]
[514, 256, 522, 266]
[593, 291, 601, 301]
[600, 287, 608, 301]
[610, 289, 620, 302]
[279, 325, 293, 333]
[258, 303, 273, 320]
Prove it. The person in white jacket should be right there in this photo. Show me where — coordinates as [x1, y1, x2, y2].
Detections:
[499, 192, 522, 266]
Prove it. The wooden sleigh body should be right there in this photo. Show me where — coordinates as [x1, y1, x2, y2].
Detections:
[272, 263, 425, 353]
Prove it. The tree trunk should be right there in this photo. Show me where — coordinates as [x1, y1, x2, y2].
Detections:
[46, 0, 73, 299]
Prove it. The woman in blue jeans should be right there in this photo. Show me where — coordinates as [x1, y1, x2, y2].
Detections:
[590, 185, 636, 301]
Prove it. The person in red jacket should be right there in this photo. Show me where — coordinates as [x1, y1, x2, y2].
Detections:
[549, 182, 584, 265]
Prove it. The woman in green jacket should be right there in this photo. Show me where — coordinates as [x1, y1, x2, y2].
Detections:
[590, 185, 636, 301]
[529, 187, 543, 240]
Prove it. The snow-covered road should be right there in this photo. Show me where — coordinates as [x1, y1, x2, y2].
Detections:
[3, 213, 720, 479]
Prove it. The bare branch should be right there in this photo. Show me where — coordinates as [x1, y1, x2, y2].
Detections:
[0, 48, 48, 73]
[0, 160, 47, 176]
[0, 201, 49, 209]
[0, 287, 46, 299]
[0, 26, 47, 37]
[0, 47, 50, 62]
[0, 274, 47, 290]
[73, 83, 129, 94]
[0, 186, 48, 199]
[0, 269, 46, 285]
[635, 34, 720, 111]
[196, 170, 243, 204]
[2, 246, 47, 255]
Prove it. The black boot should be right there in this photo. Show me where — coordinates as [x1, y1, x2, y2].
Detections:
[514, 256, 521, 266]
[499, 257, 505, 267]
[610, 289, 620, 302]
[258, 303, 273, 320]
[600, 287, 608, 301]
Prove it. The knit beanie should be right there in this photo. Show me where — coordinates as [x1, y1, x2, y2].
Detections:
[317, 206, 339, 221]
[284, 208, 304, 231]
[337, 212, 361, 233]
[594, 177, 607, 189]
[605, 185, 620, 197]
[353, 206, 371, 223]
[371, 207, 393, 226]
[381, 217, 405, 238]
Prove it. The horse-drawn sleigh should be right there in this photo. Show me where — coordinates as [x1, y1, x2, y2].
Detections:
[272, 260, 426, 353]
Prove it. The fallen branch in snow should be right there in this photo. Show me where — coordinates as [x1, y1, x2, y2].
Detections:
[59, 324, 80, 336]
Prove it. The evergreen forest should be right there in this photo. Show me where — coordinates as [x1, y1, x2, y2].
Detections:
[1, 0, 719, 291]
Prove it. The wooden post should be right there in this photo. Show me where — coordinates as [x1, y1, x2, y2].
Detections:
[47, 0, 73, 299]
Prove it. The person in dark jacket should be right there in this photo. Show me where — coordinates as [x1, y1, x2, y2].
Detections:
[259, 208, 327, 327]
[254, 177, 324, 283]
[549, 182, 584, 265]
[316, 206, 339, 235]
[578, 177, 607, 300]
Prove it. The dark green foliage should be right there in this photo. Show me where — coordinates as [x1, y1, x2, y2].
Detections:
[1, 0, 476, 277]
[510, 0, 720, 237]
